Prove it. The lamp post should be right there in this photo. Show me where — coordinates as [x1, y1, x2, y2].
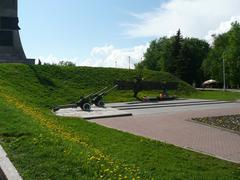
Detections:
[223, 58, 226, 91]
[128, 56, 131, 70]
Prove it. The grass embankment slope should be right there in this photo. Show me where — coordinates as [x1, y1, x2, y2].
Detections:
[182, 90, 240, 101]
[0, 64, 239, 179]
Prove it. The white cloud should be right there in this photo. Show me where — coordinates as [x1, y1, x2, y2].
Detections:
[37, 44, 149, 68]
[205, 16, 240, 44]
[124, 0, 240, 40]
[79, 44, 149, 69]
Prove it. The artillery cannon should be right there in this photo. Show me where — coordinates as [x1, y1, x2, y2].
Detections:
[53, 85, 118, 112]
[92, 85, 118, 107]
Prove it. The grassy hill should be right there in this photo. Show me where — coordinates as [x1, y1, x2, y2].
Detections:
[0, 64, 194, 108]
[0, 64, 239, 179]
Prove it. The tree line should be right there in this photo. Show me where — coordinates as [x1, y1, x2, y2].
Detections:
[137, 22, 240, 88]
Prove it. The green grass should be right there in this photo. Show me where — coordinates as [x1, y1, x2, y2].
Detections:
[180, 90, 240, 101]
[138, 90, 240, 102]
[0, 64, 239, 179]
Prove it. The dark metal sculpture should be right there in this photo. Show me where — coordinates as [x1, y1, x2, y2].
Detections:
[53, 85, 118, 112]
[133, 76, 143, 99]
[116, 80, 178, 102]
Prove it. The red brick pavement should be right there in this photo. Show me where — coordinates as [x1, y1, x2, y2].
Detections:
[91, 107, 240, 163]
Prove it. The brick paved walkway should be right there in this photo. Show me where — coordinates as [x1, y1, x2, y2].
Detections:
[91, 102, 240, 163]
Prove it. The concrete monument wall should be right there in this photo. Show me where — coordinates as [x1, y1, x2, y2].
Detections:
[0, 0, 35, 64]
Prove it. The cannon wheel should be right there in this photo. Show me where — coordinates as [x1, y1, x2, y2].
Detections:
[82, 103, 91, 111]
[95, 100, 105, 107]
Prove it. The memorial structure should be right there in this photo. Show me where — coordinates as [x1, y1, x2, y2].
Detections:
[0, 0, 34, 64]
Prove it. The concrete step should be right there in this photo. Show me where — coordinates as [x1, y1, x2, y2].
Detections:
[110, 100, 232, 110]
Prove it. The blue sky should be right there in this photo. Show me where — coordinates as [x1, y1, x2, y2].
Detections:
[18, 0, 240, 67]
[19, 1, 161, 62]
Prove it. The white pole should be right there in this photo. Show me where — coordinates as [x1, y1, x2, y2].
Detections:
[128, 56, 131, 70]
[223, 58, 226, 91]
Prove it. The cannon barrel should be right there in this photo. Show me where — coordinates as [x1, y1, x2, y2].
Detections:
[83, 92, 96, 99]
[98, 85, 118, 97]
[80, 87, 108, 100]
[91, 87, 108, 97]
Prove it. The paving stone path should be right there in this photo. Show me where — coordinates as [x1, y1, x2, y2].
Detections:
[91, 99, 240, 163]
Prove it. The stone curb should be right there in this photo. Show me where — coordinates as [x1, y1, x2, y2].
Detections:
[0, 145, 22, 180]
[85, 113, 133, 120]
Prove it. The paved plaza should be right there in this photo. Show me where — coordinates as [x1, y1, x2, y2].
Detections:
[90, 99, 240, 163]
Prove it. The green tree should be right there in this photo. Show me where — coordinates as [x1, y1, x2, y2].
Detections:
[176, 40, 191, 83]
[181, 38, 209, 86]
[202, 22, 240, 88]
[58, 61, 76, 67]
[141, 37, 171, 71]
[138, 30, 209, 86]
[169, 29, 183, 75]
[202, 33, 228, 83]
[225, 22, 240, 87]
[141, 30, 184, 74]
